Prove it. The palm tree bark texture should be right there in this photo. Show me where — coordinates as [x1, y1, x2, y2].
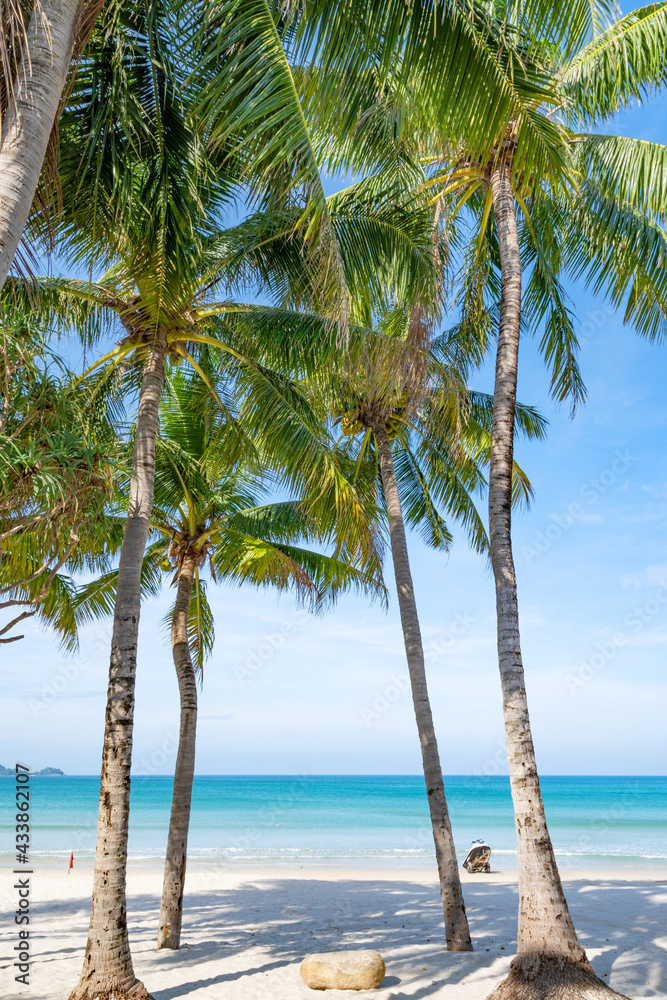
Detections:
[0, 0, 80, 288]
[157, 554, 198, 949]
[486, 160, 624, 998]
[374, 421, 472, 952]
[69, 337, 168, 1000]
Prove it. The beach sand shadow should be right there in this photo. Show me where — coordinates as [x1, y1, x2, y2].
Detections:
[145, 876, 667, 999]
[28, 874, 667, 999]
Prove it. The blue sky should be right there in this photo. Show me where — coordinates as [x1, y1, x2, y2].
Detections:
[3, 37, 667, 777]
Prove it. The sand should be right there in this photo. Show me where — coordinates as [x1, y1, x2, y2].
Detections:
[4, 865, 667, 999]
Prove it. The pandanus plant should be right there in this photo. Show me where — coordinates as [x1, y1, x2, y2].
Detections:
[74, 369, 384, 949]
[0, 317, 122, 647]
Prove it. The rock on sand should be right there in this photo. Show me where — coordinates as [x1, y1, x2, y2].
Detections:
[300, 949, 386, 990]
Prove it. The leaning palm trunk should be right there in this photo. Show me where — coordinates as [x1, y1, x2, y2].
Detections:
[374, 422, 472, 951]
[486, 161, 623, 998]
[157, 555, 198, 949]
[0, 0, 79, 288]
[70, 337, 167, 1000]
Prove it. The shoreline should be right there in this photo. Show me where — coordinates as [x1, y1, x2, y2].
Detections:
[9, 858, 667, 879]
[15, 861, 667, 880]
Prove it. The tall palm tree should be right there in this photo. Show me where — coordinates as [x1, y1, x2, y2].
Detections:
[14, 5, 426, 991]
[207, 153, 543, 953]
[355, 4, 667, 995]
[0, 0, 109, 287]
[301, 311, 544, 952]
[45, 13, 214, 991]
[75, 370, 384, 950]
[441, 17, 667, 1000]
[0, 0, 77, 285]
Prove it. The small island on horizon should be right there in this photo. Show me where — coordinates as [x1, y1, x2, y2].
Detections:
[0, 764, 64, 776]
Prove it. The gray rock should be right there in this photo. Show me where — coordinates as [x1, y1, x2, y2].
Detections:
[300, 950, 386, 990]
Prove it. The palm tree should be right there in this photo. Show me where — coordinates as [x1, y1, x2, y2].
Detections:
[205, 156, 543, 953]
[0, 0, 108, 287]
[364, 4, 667, 994]
[16, 7, 302, 993]
[75, 370, 384, 949]
[13, 5, 428, 990]
[303, 311, 544, 952]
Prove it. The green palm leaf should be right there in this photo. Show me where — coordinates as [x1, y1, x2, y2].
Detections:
[562, 2, 667, 120]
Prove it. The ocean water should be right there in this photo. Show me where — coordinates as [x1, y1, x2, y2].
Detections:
[1, 775, 665, 869]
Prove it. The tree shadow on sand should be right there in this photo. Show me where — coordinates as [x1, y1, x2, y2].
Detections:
[35, 875, 666, 999]
[145, 876, 667, 999]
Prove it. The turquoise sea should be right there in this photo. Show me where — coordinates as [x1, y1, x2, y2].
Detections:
[1, 775, 665, 869]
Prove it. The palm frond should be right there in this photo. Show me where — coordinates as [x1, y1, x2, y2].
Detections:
[196, 0, 349, 326]
[562, 2, 667, 121]
[563, 183, 667, 342]
[72, 545, 165, 628]
[575, 134, 667, 221]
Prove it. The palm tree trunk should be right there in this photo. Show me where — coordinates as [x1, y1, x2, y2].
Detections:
[374, 421, 472, 952]
[0, 0, 79, 288]
[69, 337, 167, 1000]
[157, 555, 198, 949]
[486, 162, 620, 998]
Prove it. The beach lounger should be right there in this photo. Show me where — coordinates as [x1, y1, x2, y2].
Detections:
[462, 840, 491, 873]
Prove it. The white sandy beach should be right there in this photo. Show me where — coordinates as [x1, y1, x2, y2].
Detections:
[5, 865, 667, 999]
